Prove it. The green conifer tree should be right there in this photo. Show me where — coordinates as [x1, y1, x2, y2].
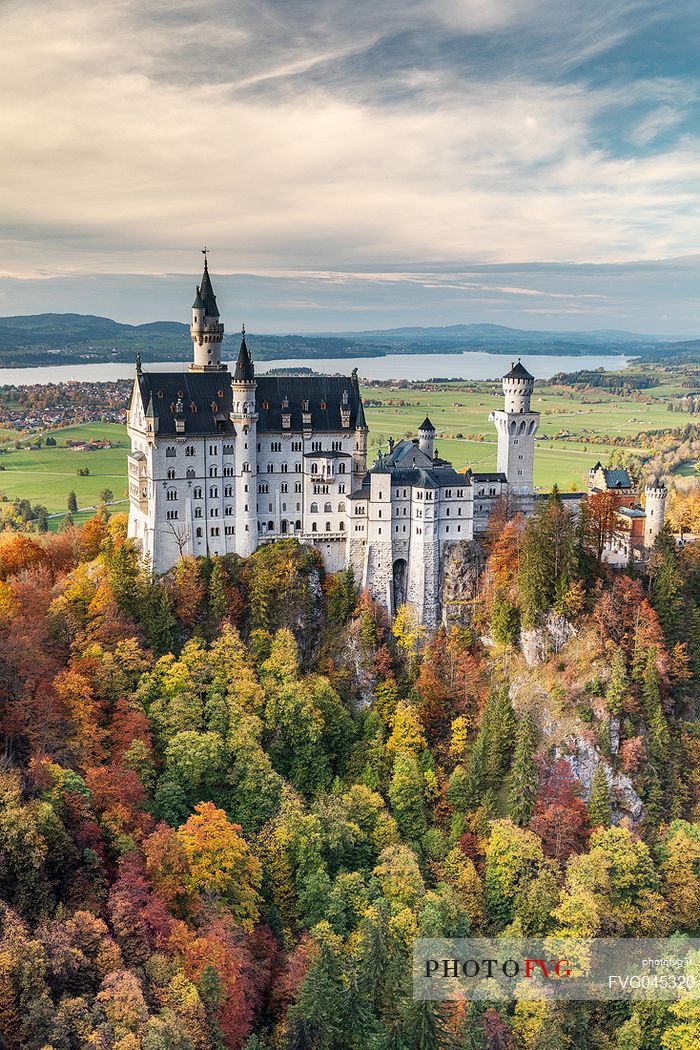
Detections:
[606, 648, 628, 717]
[588, 762, 612, 828]
[67, 490, 78, 513]
[507, 711, 538, 826]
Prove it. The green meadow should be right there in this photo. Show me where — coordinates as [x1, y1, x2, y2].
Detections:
[0, 375, 695, 518]
[0, 423, 129, 514]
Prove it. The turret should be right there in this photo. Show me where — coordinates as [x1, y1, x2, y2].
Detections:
[502, 360, 534, 414]
[352, 368, 368, 489]
[418, 416, 435, 459]
[488, 359, 540, 496]
[644, 481, 667, 548]
[231, 327, 258, 556]
[190, 252, 225, 371]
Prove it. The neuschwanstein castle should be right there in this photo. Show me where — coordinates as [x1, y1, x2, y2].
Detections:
[127, 257, 542, 626]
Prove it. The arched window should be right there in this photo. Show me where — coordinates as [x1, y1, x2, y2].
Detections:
[338, 462, 345, 473]
[186, 467, 195, 479]
[310, 502, 318, 513]
[268, 520, 274, 531]
[195, 527, 202, 538]
[194, 507, 203, 518]
[194, 486, 202, 499]
[166, 487, 177, 501]
[167, 468, 175, 480]
[295, 519, 301, 531]
[312, 522, 317, 532]
[324, 501, 332, 513]
[325, 521, 331, 531]
[339, 521, 345, 531]
[281, 520, 288, 533]
[519, 420, 526, 435]
[338, 502, 345, 513]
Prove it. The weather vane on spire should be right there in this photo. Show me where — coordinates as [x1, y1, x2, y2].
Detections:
[201, 246, 208, 265]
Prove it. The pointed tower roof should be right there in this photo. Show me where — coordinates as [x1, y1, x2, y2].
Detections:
[145, 393, 156, 418]
[419, 416, 435, 432]
[198, 257, 219, 317]
[192, 285, 205, 310]
[233, 327, 255, 382]
[504, 360, 533, 381]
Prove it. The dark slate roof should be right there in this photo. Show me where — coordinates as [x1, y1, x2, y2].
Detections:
[199, 260, 219, 318]
[471, 471, 508, 483]
[303, 450, 351, 459]
[359, 464, 469, 491]
[192, 287, 205, 310]
[255, 375, 362, 432]
[618, 505, 646, 518]
[134, 370, 235, 435]
[419, 416, 435, 432]
[602, 468, 632, 489]
[234, 334, 255, 382]
[504, 360, 534, 380]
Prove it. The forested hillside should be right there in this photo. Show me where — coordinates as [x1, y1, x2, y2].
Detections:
[1, 498, 700, 1049]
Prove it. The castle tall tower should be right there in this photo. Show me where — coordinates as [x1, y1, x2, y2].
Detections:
[190, 253, 226, 372]
[489, 361, 540, 495]
[231, 329, 258, 557]
[644, 482, 667, 548]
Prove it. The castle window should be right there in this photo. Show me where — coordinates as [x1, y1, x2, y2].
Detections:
[312, 522, 317, 532]
[355, 524, 363, 532]
[339, 522, 345, 531]
[295, 462, 301, 473]
[311, 463, 318, 474]
[312, 441, 321, 451]
[262, 401, 270, 410]
[514, 439, 519, 446]
[446, 525, 449, 533]
[210, 527, 220, 537]
[338, 463, 345, 473]
[166, 446, 176, 458]
[166, 509, 178, 520]
[295, 482, 302, 493]
[378, 528, 382, 535]
[332, 440, 341, 451]
[282, 503, 287, 512]
[223, 444, 234, 455]
[267, 464, 274, 473]
[194, 486, 203, 499]
[209, 444, 218, 455]
[281, 463, 288, 473]
[458, 508, 462, 516]
[242, 463, 250, 472]
[457, 489, 463, 497]
[310, 502, 318, 513]
[446, 508, 450, 516]
[281, 483, 288, 493]
[339, 483, 345, 493]
[292, 441, 302, 452]
[320, 401, 327, 410]
[457, 525, 461, 532]
[209, 486, 218, 498]
[268, 503, 273, 512]
[223, 466, 234, 476]
[338, 502, 345, 513]
[281, 520, 288, 533]
[166, 488, 177, 501]
[295, 519, 301, 531]
[489, 488, 496, 496]
[225, 506, 233, 516]
[185, 446, 195, 457]
[225, 485, 233, 497]
[258, 483, 269, 494]
[209, 466, 218, 477]
[225, 526, 234, 535]
[167, 469, 175, 480]
[271, 441, 281, 452]
[186, 467, 195, 479]
[210, 507, 219, 517]
[517, 469, 523, 476]
[403, 524, 406, 532]
[196, 527, 202, 538]
[195, 508, 202, 518]
[268, 520, 274, 531]
[324, 502, 332, 513]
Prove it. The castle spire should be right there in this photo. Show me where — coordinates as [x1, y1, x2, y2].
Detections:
[189, 250, 225, 371]
[233, 325, 255, 383]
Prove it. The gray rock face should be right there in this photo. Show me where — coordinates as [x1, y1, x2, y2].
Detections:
[440, 540, 485, 626]
[521, 613, 576, 667]
[557, 734, 644, 825]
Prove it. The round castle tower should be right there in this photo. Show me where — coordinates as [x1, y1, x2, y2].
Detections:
[190, 253, 226, 371]
[231, 328, 258, 557]
[418, 416, 436, 459]
[502, 360, 534, 414]
[644, 481, 667, 548]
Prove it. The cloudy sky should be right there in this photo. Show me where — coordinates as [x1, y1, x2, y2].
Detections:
[2, 0, 700, 334]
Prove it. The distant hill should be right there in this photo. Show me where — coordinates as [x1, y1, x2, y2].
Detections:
[0, 313, 691, 368]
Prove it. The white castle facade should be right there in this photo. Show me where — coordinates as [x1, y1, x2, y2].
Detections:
[127, 259, 541, 626]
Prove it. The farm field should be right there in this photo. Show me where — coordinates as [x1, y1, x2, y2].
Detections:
[0, 376, 696, 517]
[0, 423, 129, 513]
